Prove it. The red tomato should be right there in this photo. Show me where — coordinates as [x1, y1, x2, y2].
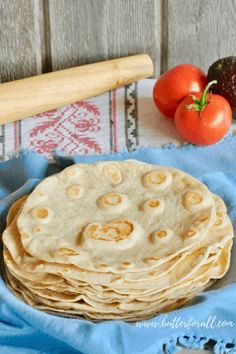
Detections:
[175, 81, 232, 146]
[153, 64, 206, 119]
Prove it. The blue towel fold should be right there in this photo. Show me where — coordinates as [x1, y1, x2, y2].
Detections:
[1, 136, 236, 354]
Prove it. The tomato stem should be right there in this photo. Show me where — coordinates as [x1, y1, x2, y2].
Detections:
[199, 80, 217, 107]
[185, 80, 217, 112]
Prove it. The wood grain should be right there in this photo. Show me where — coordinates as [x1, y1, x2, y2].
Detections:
[0, 0, 43, 82]
[48, 0, 161, 76]
[167, 0, 236, 72]
[1, 0, 236, 82]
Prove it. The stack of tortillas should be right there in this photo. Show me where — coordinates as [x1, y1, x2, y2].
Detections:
[2, 160, 234, 321]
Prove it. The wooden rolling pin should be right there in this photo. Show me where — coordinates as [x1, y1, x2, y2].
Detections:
[0, 54, 153, 124]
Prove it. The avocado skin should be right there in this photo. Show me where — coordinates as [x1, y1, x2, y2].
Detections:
[207, 56, 236, 118]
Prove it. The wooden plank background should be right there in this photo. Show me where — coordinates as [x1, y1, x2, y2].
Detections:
[0, 0, 236, 82]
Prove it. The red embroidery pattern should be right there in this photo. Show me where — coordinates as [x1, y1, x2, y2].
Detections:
[30, 101, 101, 157]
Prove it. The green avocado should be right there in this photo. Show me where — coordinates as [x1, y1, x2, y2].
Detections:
[207, 56, 236, 118]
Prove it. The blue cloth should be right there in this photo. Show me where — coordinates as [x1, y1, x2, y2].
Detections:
[1, 136, 236, 354]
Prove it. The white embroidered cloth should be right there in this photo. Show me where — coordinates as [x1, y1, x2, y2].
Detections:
[0, 79, 185, 160]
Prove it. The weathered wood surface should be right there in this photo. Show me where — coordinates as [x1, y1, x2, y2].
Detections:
[0, 0, 43, 82]
[48, 0, 161, 75]
[167, 0, 236, 72]
[0, 0, 235, 80]
[0, 0, 161, 79]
